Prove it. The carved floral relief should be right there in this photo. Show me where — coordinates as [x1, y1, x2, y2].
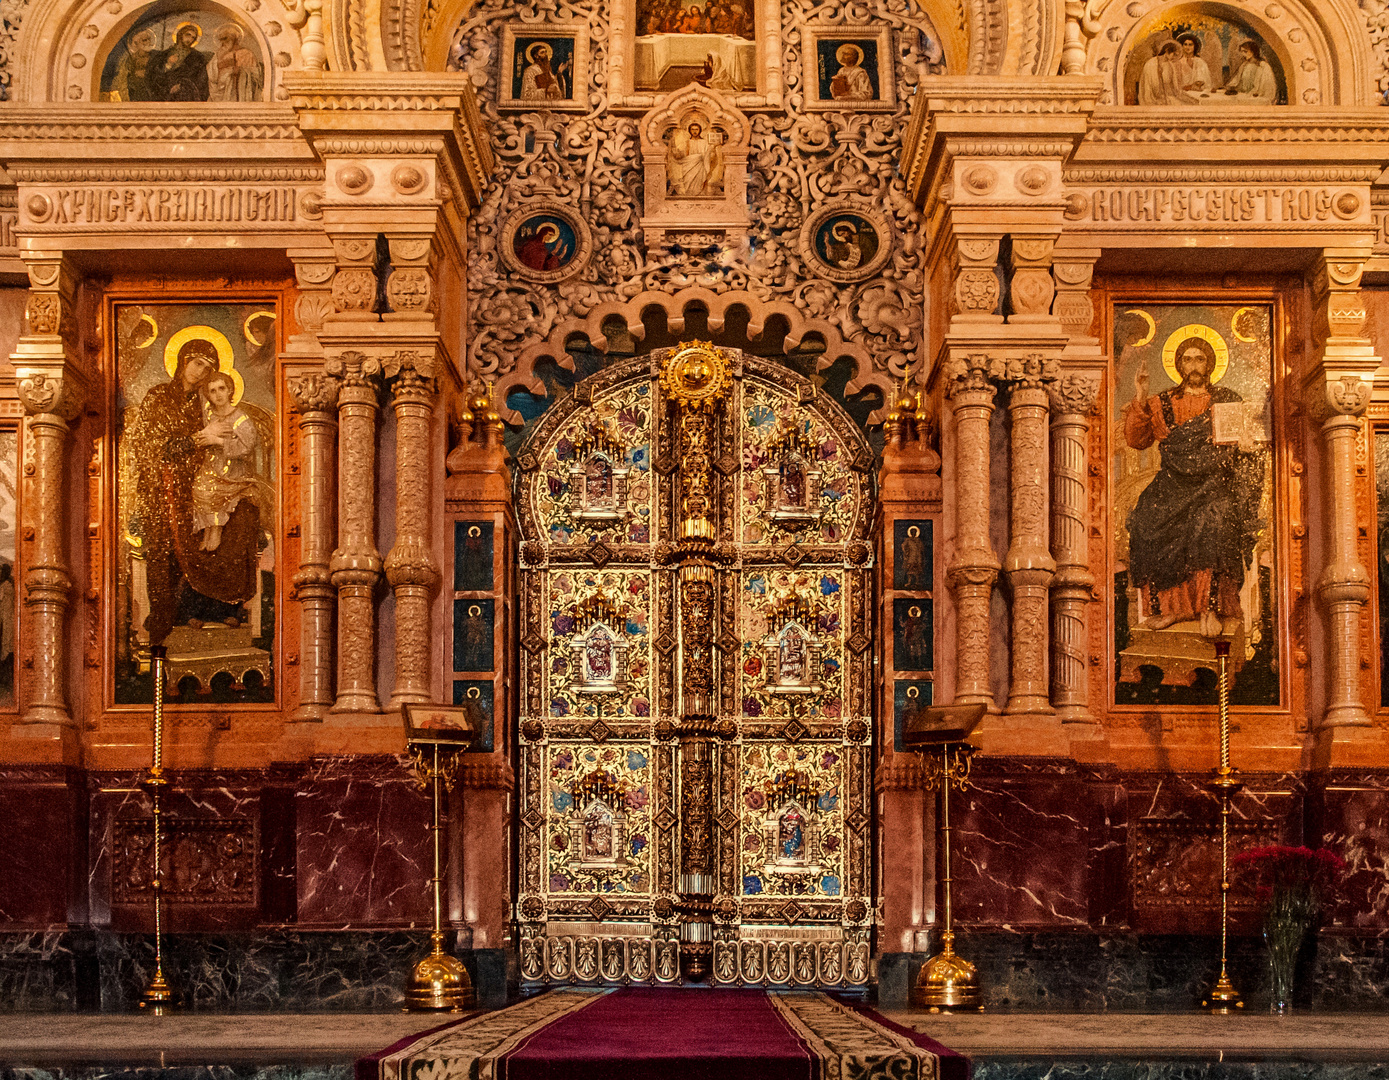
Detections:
[546, 742, 652, 895]
[739, 742, 843, 900]
[0, 430, 14, 708]
[447, 0, 947, 389]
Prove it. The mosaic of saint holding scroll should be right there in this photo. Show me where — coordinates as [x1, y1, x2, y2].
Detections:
[126, 334, 265, 644]
[1121, 326, 1265, 640]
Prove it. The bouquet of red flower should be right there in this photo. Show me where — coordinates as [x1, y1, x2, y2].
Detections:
[1231, 845, 1345, 1013]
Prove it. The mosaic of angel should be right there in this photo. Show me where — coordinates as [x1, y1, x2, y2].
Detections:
[117, 305, 277, 703]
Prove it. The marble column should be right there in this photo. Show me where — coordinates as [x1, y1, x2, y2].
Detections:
[1314, 375, 1372, 730]
[328, 352, 383, 715]
[945, 355, 1000, 711]
[384, 352, 440, 708]
[12, 255, 85, 729]
[1047, 375, 1099, 724]
[287, 368, 341, 721]
[16, 372, 84, 728]
[1002, 356, 1055, 715]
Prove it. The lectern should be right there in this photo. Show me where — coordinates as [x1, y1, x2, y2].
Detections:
[903, 702, 987, 1013]
[400, 703, 477, 1011]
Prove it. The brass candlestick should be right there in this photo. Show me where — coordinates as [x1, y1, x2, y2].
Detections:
[138, 646, 174, 1014]
[401, 704, 478, 1012]
[1203, 638, 1243, 1013]
[904, 703, 986, 1013]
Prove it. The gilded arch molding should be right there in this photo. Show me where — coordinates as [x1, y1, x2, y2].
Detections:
[491, 288, 895, 427]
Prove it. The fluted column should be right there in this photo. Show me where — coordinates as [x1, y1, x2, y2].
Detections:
[1314, 376, 1372, 729]
[328, 351, 383, 714]
[1002, 355, 1056, 715]
[1047, 375, 1099, 724]
[945, 354, 1000, 711]
[384, 352, 440, 708]
[12, 254, 85, 729]
[287, 369, 341, 721]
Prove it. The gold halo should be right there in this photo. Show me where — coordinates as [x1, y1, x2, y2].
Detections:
[1125, 308, 1156, 347]
[1232, 306, 1259, 343]
[243, 310, 276, 347]
[173, 21, 203, 46]
[1162, 323, 1229, 386]
[133, 313, 158, 349]
[165, 325, 234, 378]
[537, 223, 560, 242]
[525, 41, 551, 63]
[203, 366, 245, 407]
[836, 43, 863, 66]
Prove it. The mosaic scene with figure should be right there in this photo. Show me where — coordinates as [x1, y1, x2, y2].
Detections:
[1112, 302, 1277, 706]
[115, 302, 278, 704]
[101, 11, 265, 101]
[1124, 12, 1286, 105]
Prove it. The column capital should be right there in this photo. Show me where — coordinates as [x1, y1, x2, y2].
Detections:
[16, 369, 85, 422]
[943, 353, 1001, 400]
[1047, 373, 1101, 418]
[1305, 372, 1371, 423]
[1000, 353, 1058, 392]
[287, 367, 344, 415]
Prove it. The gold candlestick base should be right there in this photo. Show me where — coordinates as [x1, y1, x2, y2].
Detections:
[405, 932, 475, 1012]
[912, 931, 984, 1013]
[138, 970, 175, 1014]
[1202, 971, 1244, 1014]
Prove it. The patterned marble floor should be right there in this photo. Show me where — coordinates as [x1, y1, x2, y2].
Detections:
[0, 1011, 1386, 1066]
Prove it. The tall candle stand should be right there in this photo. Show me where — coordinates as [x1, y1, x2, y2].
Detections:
[904, 703, 987, 1013]
[401, 704, 477, 1011]
[1202, 639, 1243, 1013]
[137, 645, 174, 1014]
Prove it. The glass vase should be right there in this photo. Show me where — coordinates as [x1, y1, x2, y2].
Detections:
[1265, 923, 1304, 1016]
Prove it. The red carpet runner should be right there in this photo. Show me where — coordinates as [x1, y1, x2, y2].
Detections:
[361, 987, 968, 1080]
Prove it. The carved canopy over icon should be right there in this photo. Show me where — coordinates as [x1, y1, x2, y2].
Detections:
[639, 83, 751, 246]
[758, 589, 824, 695]
[761, 416, 823, 528]
[567, 421, 632, 524]
[759, 768, 822, 875]
[566, 591, 630, 694]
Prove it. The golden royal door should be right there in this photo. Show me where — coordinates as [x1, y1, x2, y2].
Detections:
[515, 343, 875, 987]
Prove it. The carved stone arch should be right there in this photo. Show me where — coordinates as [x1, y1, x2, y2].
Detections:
[15, 0, 303, 101]
[489, 287, 895, 427]
[999, 0, 1063, 76]
[965, 0, 1008, 73]
[1089, 0, 1371, 106]
[326, 0, 377, 72]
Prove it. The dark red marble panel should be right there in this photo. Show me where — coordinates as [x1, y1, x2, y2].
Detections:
[295, 756, 433, 927]
[0, 767, 86, 928]
[1308, 770, 1389, 930]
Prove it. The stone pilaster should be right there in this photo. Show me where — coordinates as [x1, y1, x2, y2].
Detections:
[328, 351, 384, 715]
[383, 350, 440, 708]
[287, 367, 341, 722]
[1047, 374, 1100, 726]
[944, 354, 1000, 712]
[1001, 355, 1056, 716]
[11, 253, 85, 730]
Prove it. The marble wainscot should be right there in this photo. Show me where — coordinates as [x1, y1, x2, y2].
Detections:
[0, 756, 510, 1010]
[878, 759, 1389, 1011]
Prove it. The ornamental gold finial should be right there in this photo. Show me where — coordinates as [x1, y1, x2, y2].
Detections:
[661, 341, 731, 411]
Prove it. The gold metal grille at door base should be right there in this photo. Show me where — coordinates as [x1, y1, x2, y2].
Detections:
[514, 348, 875, 988]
